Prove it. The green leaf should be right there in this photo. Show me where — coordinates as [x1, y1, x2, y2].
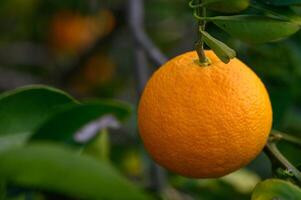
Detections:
[221, 169, 260, 194]
[260, 0, 301, 6]
[200, 30, 236, 63]
[30, 101, 131, 145]
[0, 134, 28, 152]
[0, 85, 77, 150]
[83, 129, 111, 161]
[252, 3, 301, 25]
[210, 15, 300, 43]
[0, 143, 152, 200]
[251, 179, 301, 200]
[205, 0, 250, 13]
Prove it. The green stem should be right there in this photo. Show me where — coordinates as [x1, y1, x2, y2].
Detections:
[195, 0, 210, 65]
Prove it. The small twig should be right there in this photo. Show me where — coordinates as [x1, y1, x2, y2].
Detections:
[264, 132, 301, 185]
[272, 130, 301, 148]
[196, 0, 207, 63]
[190, 0, 210, 65]
[128, 0, 150, 94]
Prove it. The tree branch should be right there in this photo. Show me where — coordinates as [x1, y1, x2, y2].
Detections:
[128, 0, 167, 192]
[128, 0, 168, 67]
[272, 130, 301, 148]
[264, 131, 301, 186]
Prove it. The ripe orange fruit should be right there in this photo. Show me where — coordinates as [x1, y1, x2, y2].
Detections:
[138, 50, 272, 178]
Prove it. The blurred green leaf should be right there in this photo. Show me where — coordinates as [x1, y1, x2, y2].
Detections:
[260, 0, 301, 6]
[170, 175, 250, 200]
[210, 15, 300, 43]
[30, 101, 131, 145]
[0, 134, 28, 152]
[0, 143, 151, 200]
[0, 85, 76, 150]
[205, 0, 250, 13]
[251, 179, 301, 200]
[221, 169, 261, 194]
[0, 181, 5, 200]
[83, 129, 111, 161]
[252, 3, 301, 25]
[201, 30, 236, 63]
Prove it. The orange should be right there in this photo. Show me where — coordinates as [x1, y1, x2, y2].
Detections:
[49, 10, 115, 54]
[138, 50, 272, 178]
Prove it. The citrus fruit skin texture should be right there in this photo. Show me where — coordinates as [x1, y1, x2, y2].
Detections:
[138, 50, 272, 178]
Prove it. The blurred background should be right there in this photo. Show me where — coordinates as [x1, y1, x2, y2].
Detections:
[1, 0, 301, 199]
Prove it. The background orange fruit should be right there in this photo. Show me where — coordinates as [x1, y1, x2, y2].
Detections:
[49, 10, 115, 54]
[138, 50, 273, 178]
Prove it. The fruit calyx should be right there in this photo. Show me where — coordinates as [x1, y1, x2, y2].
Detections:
[195, 56, 212, 67]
